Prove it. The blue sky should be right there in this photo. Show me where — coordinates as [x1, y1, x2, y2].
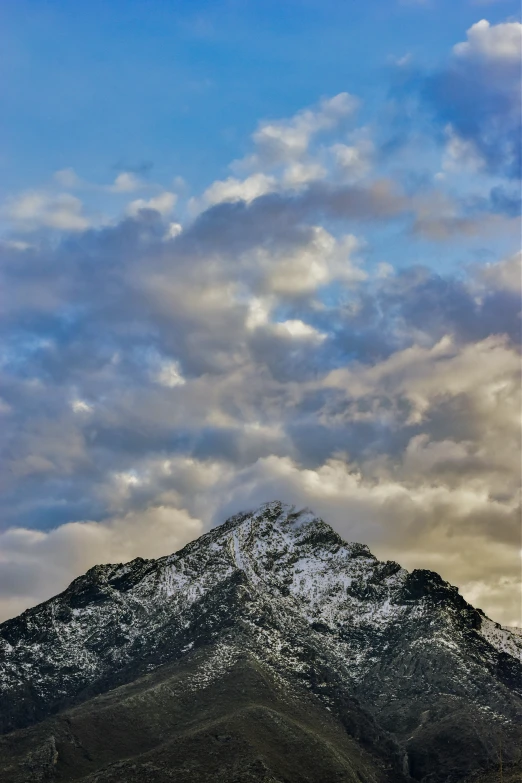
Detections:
[0, 1, 520, 626]
[1, 0, 518, 194]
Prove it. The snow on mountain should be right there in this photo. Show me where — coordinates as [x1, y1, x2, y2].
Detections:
[0, 501, 521, 781]
[479, 615, 522, 660]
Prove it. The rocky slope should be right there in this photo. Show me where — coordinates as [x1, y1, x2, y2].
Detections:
[0, 501, 521, 782]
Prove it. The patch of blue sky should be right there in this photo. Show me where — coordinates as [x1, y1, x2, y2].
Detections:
[1, 0, 519, 199]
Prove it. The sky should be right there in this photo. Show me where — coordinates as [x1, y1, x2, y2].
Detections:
[0, 0, 520, 626]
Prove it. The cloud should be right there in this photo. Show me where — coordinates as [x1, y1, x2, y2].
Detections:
[198, 173, 277, 209]
[0, 205, 519, 624]
[196, 93, 361, 211]
[330, 136, 374, 181]
[4, 191, 91, 232]
[248, 92, 359, 168]
[410, 184, 520, 241]
[245, 227, 363, 296]
[54, 168, 82, 188]
[0, 79, 520, 628]
[425, 18, 521, 178]
[453, 18, 522, 62]
[110, 172, 144, 193]
[441, 124, 485, 173]
[477, 249, 521, 291]
[127, 191, 177, 216]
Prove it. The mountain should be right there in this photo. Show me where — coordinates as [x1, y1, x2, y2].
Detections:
[0, 501, 521, 782]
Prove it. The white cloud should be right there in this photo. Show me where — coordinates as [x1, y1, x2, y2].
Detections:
[254, 227, 364, 295]
[127, 191, 177, 216]
[192, 93, 363, 212]
[273, 319, 327, 342]
[5, 191, 91, 232]
[453, 19, 522, 62]
[442, 125, 485, 172]
[250, 93, 359, 168]
[71, 399, 93, 414]
[110, 172, 144, 193]
[245, 297, 272, 330]
[199, 173, 277, 208]
[330, 137, 374, 181]
[282, 161, 327, 188]
[54, 168, 81, 188]
[153, 359, 186, 388]
[376, 262, 394, 279]
[392, 53, 413, 67]
[165, 221, 183, 239]
[196, 164, 328, 212]
[1, 239, 34, 251]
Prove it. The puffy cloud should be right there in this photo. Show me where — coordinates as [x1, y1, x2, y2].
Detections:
[152, 357, 186, 388]
[110, 172, 144, 193]
[127, 191, 177, 216]
[197, 94, 360, 210]
[198, 173, 277, 209]
[249, 92, 359, 168]
[248, 227, 363, 296]
[453, 19, 522, 62]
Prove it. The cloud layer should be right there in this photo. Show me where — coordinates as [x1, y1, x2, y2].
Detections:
[0, 19, 520, 626]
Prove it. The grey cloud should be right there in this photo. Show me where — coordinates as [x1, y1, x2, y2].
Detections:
[181, 179, 407, 255]
[375, 266, 521, 345]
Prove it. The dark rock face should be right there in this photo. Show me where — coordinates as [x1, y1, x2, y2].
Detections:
[0, 501, 521, 782]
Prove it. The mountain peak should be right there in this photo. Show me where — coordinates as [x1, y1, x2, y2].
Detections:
[0, 503, 521, 782]
[222, 499, 325, 532]
[217, 499, 355, 553]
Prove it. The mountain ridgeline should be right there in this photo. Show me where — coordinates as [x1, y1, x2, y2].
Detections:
[0, 501, 521, 782]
